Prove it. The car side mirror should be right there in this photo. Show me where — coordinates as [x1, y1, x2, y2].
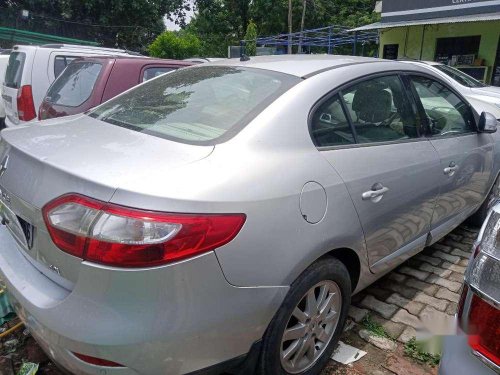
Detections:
[478, 112, 498, 134]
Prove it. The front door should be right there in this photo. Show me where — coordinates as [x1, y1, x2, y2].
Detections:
[311, 74, 442, 270]
[409, 75, 494, 237]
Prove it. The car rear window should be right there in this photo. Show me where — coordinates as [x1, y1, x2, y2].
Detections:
[45, 61, 102, 107]
[89, 66, 300, 145]
[54, 55, 79, 77]
[4, 52, 25, 89]
[142, 67, 175, 82]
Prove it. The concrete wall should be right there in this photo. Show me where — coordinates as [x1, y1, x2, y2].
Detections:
[379, 20, 500, 82]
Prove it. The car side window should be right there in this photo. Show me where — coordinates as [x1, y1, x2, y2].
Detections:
[310, 95, 355, 147]
[341, 75, 419, 144]
[142, 67, 175, 82]
[54, 56, 78, 77]
[410, 76, 475, 137]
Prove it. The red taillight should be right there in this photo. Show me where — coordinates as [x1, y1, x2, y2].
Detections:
[42, 194, 246, 268]
[72, 352, 124, 367]
[467, 294, 500, 366]
[17, 85, 36, 121]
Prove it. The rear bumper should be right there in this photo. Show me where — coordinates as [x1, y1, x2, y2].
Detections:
[0, 226, 287, 374]
[439, 334, 498, 375]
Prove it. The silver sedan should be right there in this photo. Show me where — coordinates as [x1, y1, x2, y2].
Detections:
[0, 55, 499, 375]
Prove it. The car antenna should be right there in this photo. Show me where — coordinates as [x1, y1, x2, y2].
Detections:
[240, 54, 251, 62]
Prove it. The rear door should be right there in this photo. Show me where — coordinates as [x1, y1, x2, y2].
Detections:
[312, 74, 442, 271]
[1, 51, 28, 125]
[408, 75, 494, 239]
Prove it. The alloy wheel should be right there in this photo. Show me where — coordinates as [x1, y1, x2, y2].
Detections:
[280, 280, 341, 374]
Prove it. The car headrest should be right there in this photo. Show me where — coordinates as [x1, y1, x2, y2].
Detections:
[352, 85, 392, 123]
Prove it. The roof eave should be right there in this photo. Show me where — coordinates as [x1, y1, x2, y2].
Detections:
[349, 12, 500, 32]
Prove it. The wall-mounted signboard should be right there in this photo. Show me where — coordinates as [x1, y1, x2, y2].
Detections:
[381, 0, 500, 22]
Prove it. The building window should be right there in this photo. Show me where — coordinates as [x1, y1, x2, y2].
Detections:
[383, 44, 399, 60]
[435, 36, 481, 64]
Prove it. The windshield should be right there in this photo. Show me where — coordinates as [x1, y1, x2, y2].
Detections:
[89, 66, 300, 145]
[4, 52, 25, 89]
[45, 61, 102, 107]
[435, 64, 486, 88]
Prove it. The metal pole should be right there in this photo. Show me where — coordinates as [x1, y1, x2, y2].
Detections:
[287, 0, 293, 54]
[328, 26, 332, 54]
[419, 25, 426, 60]
[240, 40, 245, 58]
[403, 26, 409, 57]
[352, 31, 358, 56]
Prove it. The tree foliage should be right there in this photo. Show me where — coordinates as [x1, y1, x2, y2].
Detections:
[1, 0, 380, 56]
[149, 30, 200, 59]
[188, 0, 380, 57]
[0, 0, 191, 52]
[244, 20, 257, 56]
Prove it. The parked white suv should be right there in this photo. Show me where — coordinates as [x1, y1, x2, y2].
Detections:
[1, 44, 141, 127]
[0, 51, 10, 128]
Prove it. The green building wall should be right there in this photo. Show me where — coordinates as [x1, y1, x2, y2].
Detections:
[379, 20, 500, 82]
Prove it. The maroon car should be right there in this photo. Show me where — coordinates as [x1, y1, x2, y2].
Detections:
[39, 56, 193, 120]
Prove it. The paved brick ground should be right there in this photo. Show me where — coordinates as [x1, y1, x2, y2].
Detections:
[319, 224, 477, 375]
[347, 224, 476, 344]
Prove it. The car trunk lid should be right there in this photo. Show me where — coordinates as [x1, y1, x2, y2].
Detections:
[0, 115, 214, 287]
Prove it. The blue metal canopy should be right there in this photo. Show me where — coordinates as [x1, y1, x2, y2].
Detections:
[243, 25, 378, 55]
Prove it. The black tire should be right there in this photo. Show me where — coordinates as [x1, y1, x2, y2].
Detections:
[258, 258, 351, 375]
[469, 174, 500, 227]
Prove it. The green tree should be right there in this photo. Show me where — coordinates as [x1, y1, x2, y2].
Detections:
[187, 0, 242, 57]
[149, 30, 201, 59]
[244, 20, 257, 56]
[187, 0, 380, 56]
[1, 0, 192, 52]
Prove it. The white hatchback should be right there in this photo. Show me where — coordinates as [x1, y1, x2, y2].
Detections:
[1, 44, 141, 127]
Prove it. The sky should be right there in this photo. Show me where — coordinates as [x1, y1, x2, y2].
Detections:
[164, 0, 195, 31]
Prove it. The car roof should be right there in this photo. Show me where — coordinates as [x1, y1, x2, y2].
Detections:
[398, 59, 442, 67]
[12, 44, 141, 56]
[205, 54, 408, 78]
[69, 55, 193, 66]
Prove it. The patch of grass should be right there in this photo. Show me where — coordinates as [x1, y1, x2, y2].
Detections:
[361, 314, 392, 339]
[404, 337, 441, 367]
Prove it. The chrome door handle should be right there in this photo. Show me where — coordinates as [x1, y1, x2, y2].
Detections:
[362, 186, 389, 201]
[444, 164, 459, 175]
